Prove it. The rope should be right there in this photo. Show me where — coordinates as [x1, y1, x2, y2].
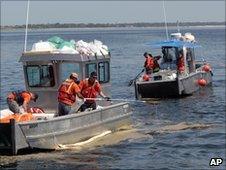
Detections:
[84, 97, 146, 103]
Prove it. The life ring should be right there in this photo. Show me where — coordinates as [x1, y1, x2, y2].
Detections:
[28, 107, 45, 114]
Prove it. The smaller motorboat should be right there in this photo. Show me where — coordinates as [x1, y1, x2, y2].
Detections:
[134, 32, 213, 99]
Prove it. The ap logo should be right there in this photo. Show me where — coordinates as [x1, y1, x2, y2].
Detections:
[209, 158, 223, 166]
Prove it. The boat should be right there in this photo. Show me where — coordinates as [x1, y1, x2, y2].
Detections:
[134, 32, 213, 99]
[0, 39, 132, 155]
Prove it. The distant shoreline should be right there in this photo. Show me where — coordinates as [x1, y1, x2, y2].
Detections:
[1, 22, 225, 30]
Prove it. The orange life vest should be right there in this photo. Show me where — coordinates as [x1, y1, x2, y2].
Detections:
[58, 79, 80, 106]
[144, 56, 155, 70]
[0, 113, 33, 123]
[7, 91, 32, 106]
[177, 56, 185, 73]
[79, 79, 101, 103]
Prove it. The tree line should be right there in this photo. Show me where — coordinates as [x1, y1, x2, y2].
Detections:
[1, 22, 225, 29]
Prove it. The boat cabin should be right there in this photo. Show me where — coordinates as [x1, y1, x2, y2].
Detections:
[19, 51, 111, 111]
[1, 50, 132, 155]
[152, 38, 200, 75]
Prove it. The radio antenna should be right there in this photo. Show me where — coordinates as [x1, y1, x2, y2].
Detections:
[177, 20, 180, 33]
[24, 0, 30, 52]
[162, 0, 169, 40]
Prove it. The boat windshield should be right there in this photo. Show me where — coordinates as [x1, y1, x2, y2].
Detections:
[160, 47, 178, 70]
[60, 62, 80, 82]
[85, 61, 110, 83]
[26, 64, 55, 87]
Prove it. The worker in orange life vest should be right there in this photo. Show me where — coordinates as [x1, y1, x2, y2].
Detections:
[143, 52, 160, 74]
[144, 52, 154, 74]
[57, 73, 84, 116]
[78, 71, 110, 112]
[7, 91, 38, 114]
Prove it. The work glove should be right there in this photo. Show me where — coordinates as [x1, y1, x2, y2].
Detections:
[104, 96, 111, 101]
[75, 80, 80, 85]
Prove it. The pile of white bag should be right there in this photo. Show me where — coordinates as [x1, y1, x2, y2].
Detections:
[170, 32, 196, 42]
[76, 40, 109, 56]
[31, 41, 56, 52]
[31, 37, 109, 56]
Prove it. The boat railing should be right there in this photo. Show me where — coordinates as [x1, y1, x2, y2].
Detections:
[195, 59, 206, 70]
[195, 58, 206, 63]
[14, 102, 131, 139]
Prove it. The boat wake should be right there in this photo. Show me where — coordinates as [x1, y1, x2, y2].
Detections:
[145, 122, 215, 135]
[56, 125, 148, 151]
[56, 122, 215, 151]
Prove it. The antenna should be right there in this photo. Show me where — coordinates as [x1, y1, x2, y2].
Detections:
[177, 20, 180, 33]
[162, 0, 169, 40]
[24, 0, 30, 52]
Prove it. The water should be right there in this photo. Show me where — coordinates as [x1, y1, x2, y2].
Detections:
[0, 27, 225, 169]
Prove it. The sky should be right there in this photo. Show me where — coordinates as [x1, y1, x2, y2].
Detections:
[1, 1, 225, 26]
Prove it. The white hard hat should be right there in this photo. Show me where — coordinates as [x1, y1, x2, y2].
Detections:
[70, 73, 78, 79]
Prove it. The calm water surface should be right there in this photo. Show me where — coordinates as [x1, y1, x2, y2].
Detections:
[0, 27, 225, 169]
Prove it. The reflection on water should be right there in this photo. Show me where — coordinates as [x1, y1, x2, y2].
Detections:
[0, 27, 225, 169]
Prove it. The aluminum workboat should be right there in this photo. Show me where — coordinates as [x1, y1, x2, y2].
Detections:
[0, 42, 132, 155]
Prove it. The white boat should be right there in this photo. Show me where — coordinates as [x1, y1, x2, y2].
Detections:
[0, 46, 132, 155]
[134, 33, 213, 99]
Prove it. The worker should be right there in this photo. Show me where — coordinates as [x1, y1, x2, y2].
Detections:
[57, 73, 84, 116]
[143, 52, 160, 74]
[7, 91, 38, 114]
[78, 71, 110, 112]
[143, 52, 154, 74]
[177, 50, 185, 74]
[153, 55, 161, 73]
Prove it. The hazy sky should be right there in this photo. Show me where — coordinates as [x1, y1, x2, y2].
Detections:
[1, 1, 225, 26]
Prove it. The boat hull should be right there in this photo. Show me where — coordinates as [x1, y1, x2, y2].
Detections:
[135, 71, 212, 99]
[0, 102, 132, 155]
[136, 79, 179, 98]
